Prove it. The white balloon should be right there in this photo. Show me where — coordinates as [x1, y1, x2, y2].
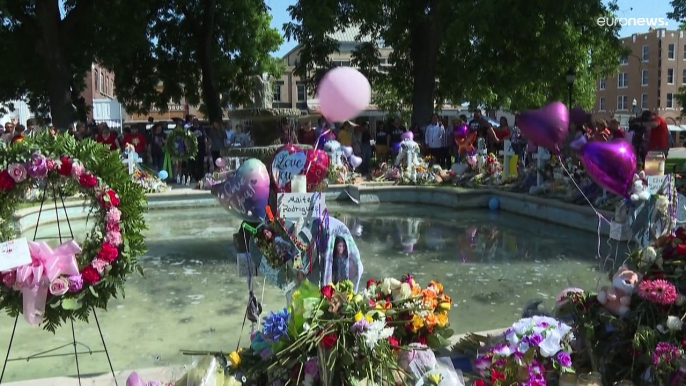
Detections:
[349, 155, 362, 168]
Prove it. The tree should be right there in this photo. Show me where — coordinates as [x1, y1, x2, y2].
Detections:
[284, 0, 626, 125]
[107, 0, 283, 123]
[0, 0, 102, 128]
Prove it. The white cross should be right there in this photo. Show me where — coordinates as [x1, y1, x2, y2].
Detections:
[532, 147, 550, 187]
[476, 137, 487, 172]
[499, 140, 516, 179]
[122, 150, 142, 175]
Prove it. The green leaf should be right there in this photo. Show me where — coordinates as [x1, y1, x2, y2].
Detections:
[439, 328, 455, 338]
[341, 351, 354, 366]
[427, 334, 450, 349]
[61, 298, 83, 310]
[89, 286, 99, 297]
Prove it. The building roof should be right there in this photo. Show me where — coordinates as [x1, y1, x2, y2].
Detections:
[326, 26, 372, 43]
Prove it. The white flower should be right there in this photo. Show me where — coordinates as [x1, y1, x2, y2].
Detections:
[493, 345, 512, 356]
[506, 331, 519, 346]
[393, 283, 412, 301]
[379, 278, 401, 295]
[641, 247, 657, 265]
[538, 329, 563, 357]
[362, 320, 394, 349]
[667, 316, 683, 331]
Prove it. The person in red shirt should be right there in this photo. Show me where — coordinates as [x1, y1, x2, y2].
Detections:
[591, 119, 611, 142]
[11, 124, 25, 144]
[122, 126, 147, 158]
[646, 112, 669, 155]
[96, 125, 120, 151]
[608, 118, 624, 139]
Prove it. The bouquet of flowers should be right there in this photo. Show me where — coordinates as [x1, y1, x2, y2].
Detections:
[226, 275, 457, 385]
[132, 167, 169, 193]
[473, 316, 575, 385]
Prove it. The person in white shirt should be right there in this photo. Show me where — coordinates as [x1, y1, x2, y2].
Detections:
[424, 114, 444, 166]
[1, 122, 15, 144]
[224, 122, 235, 146]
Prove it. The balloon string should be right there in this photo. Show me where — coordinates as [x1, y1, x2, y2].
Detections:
[305, 128, 332, 176]
[556, 155, 611, 225]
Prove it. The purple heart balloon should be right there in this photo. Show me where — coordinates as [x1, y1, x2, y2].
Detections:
[211, 158, 270, 222]
[518, 102, 569, 151]
[579, 139, 636, 197]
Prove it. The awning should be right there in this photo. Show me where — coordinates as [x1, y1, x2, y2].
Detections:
[668, 125, 686, 132]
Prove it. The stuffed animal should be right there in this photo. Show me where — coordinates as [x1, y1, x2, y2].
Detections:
[630, 171, 650, 202]
[597, 265, 640, 317]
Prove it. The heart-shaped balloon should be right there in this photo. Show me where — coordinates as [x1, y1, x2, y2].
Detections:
[349, 155, 362, 168]
[579, 139, 636, 197]
[304, 149, 329, 191]
[211, 158, 270, 222]
[271, 144, 307, 192]
[518, 102, 569, 151]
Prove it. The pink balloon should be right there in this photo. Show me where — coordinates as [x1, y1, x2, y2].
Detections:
[579, 139, 636, 197]
[317, 67, 371, 122]
[126, 372, 144, 386]
[467, 155, 477, 166]
[215, 157, 226, 168]
[349, 155, 362, 168]
[401, 131, 414, 141]
[518, 102, 569, 151]
[304, 149, 329, 191]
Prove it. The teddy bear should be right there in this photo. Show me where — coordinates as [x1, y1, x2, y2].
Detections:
[630, 171, 650, 202]
[596, 265, 640, 317]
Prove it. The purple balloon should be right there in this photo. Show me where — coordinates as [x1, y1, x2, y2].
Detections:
[453, 125, 468, 137]
[579, 139, 636, 197]
[518, 102, 569, 152]
[210, 158, 270, 222]
[570, 135, 587, 151]
[349, 155, 362, 168]
[392, 142, 401, 153]
[401, 131, 414, 141]
[569, 106, 587, 126]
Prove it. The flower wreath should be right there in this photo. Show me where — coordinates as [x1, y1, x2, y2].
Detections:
[164, 127, 199, 161]
[0, 134, 147, 332]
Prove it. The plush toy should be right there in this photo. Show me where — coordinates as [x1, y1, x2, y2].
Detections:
[597, 265, 640, 317]
[630, 171, 650, 202]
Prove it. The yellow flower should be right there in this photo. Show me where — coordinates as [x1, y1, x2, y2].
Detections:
[410, 314, 424, 333]
[424, 312, 438, 329]
[353, 294, 363, 303]
[364, 313, 373, 322]
[436, 312, 448, 327]
[228, 351, 241, 368]
[347, 292, 353, 302]
[354, 311, 363, 322]
[428, 373, 442, 385]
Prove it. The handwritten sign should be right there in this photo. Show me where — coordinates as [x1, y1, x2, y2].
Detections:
[647, 175, 669, 195]
[271, 150, 307, 188]
[0, 238, 31, 272]
[277, 193, 325, 219]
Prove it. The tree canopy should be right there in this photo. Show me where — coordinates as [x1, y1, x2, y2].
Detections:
[284, 0, 626, 125]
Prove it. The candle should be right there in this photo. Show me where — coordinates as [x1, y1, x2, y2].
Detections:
[559, 373, 578, 386]
[577, 372, 602, 386]
[291, 175, 307, 193]
[644, 151, 665, 176]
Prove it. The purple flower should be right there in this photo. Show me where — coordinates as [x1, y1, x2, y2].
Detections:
[555, 351, 572, 367]
[350, 318, 370, 332]
[527, 332, 543, 347]
[652, 342, 681, 366]
[27, 153, 48, 178]
[68, 275, 83, 292]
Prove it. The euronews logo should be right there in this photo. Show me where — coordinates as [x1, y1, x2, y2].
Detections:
[597, 17, 669, 27]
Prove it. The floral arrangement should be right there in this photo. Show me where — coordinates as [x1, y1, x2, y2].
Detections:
[225, 275, 455, 385]
[0, 134, 147, 332]
[484, 153, 502, 177]
[473, 316, 575, 385]
[327, 163, 350, 185]
[164, 126, 198, 161]
[132, 166, 169, 193]
[556, 225, 686, 384]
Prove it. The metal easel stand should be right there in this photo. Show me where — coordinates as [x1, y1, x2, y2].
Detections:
[0, 183, 118, 386]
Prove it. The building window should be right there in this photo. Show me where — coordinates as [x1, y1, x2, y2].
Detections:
[599, 97, 605, 111]
[99, 73, 104, 93]
[619, 56, 629, 65]
[683, 69, 686, 84]
[105, 76, 110, 95]
[599, 78, 605, 90]
[641, 93, 648, 109]
[617, 72, 628, 88]
[273, 82, 282, 102]
[94, 70, 99, 91]
[668, 68, 674, 84]
[296, 84, 306, 101]
[667, 93, 674, 108]
[669, 43, 676, 60]
[641, 70, 648, 86]
[642, 45, 649, 61]
[332, 60, 351, 67]
[617, 95, 628, 110]
[683, 44, 686, 59]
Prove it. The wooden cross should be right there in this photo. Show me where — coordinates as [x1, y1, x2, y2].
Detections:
[499, 140, 516, 179]
[532, 147, 550, 187]
[122, 150, 142, 175]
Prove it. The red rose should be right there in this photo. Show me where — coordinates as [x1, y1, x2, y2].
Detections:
[320, 284, 335, 300]
[385, 315, 394, 324]
[97, 242, 119, 262]
[388, 336, 400, 350]
[79, 173, 97, 188]
[367, 299, 376, 307]
[491, 368, 505, 381]
[58, 156, 72, 176]
[0, 170, 15, 191]
[414, 335, 427, 345]
[675, 244, 686, 257]
[320, 332, 338, 349]
[81, 266, 101, 284]
[366, 279, 376, 288]
[473, 380, 486, 386]
[98, 189, 120, 209]
[681, 338, 686, 349]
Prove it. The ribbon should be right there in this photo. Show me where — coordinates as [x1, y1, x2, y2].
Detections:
[126, 371, 163, 386]
[15, 240, 81, 325]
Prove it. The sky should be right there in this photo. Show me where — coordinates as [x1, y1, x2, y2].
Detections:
[267, 0, 677, 58]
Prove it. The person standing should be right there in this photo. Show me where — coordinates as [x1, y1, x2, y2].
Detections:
[149, 123, 166, 171]
[192, 120, 209, 183]
[360, 122, 372, 174]
[389, 117, 405, 159]
[375, 122, 389, 163]
[208, 120, 226, 162]
[1, 121, 14, 144]
[96, 125, 120, 151]
[298, 121, 317, 146]
[646, 112, 669, 156]
[123, 126, 148, 159]
[10, 124, 25, 144]
[424, 114, 444, 165]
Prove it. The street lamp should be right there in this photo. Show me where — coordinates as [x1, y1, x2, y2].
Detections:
[632, 98, 640, 117]
[565, 69, 576, 107]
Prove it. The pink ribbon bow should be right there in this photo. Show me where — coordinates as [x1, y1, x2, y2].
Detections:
[15, 240, 81, 325]
[127, 371, 164, 386]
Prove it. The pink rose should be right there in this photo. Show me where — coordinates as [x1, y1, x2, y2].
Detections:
[70, 162, 85, 178]
[49, 277, 69, 296]
[105, 231, 122, 246]
[8, 163, 27, 182]
[91, 258, 109, 274]
[105, 208, 121, 224]
[1, 271, 16, 287]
